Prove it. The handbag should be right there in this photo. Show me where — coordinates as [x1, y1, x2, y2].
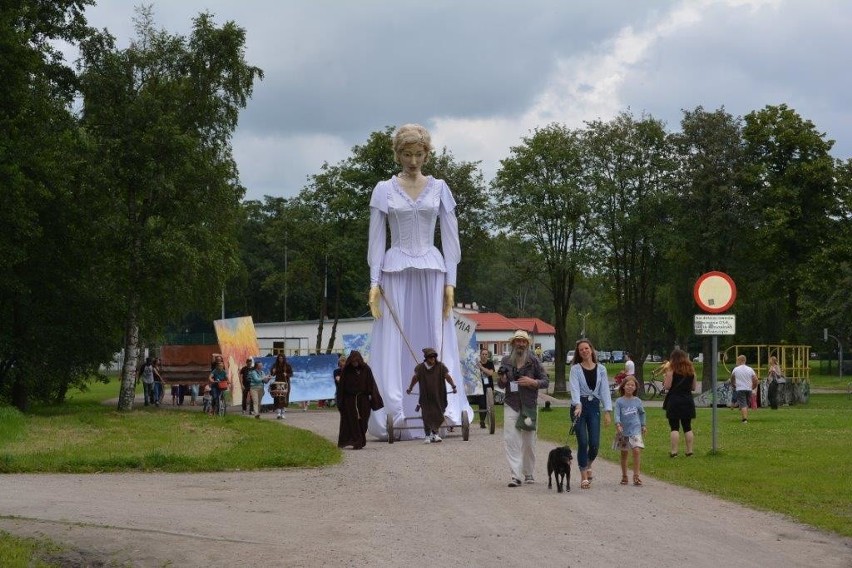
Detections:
[515, 404, 537, 431]
[217, 380, 229, 391]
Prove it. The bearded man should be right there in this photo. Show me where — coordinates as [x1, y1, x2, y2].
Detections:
[497, 330, 549, 487]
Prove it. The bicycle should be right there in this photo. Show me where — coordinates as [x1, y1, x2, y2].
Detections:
[213, 387, 228, 416]
[640, 378, 666, 400]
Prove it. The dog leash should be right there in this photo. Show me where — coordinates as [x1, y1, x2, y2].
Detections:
[568, 413, 580, 437]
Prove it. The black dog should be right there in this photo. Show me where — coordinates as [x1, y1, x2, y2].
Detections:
[547, 446, 573, 493]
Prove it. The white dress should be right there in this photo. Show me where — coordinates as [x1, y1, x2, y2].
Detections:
[366, 176, 473, 440]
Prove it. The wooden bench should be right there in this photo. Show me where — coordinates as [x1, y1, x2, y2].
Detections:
[160, 364, 215, 387]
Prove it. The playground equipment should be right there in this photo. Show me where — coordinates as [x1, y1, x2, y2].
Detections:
[694, 344, 811, 407]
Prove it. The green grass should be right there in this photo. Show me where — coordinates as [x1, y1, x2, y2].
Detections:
[0, 531, 64, 568]
[0, 379, 341, 473]
[534, 393, 852, 537]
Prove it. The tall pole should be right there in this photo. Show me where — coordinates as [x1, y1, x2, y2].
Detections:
[221, 288, 225, 320]
[711, 335, 718, 454]
[283, 244, 288, 355]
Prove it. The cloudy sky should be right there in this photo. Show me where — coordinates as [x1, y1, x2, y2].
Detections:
[78, 0, 851, 201]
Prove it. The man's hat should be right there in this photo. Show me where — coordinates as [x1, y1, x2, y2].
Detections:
[510, 329, 531, 344]
[422, 347, 438, 358]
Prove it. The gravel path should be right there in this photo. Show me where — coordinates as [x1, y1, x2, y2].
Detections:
[0, 405, 849, 567]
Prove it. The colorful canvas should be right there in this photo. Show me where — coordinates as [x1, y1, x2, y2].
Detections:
[213, 316, 260, 406]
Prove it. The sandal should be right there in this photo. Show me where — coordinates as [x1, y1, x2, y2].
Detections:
[685, 452, 693, 457]
[633, 475, 643, 486]
[580, 479, 591, 489]
[620, 476, 628, 485]
[669, 452, 678, 458]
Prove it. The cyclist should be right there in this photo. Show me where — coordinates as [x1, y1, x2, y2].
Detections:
[209, 359, 229, 416]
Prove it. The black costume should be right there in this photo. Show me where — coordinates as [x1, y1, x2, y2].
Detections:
[337, 363, 384, 449]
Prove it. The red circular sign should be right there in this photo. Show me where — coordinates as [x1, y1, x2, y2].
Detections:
[693, 271, 736, 313]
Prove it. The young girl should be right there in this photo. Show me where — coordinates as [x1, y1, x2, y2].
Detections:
[613, 376, 647, 486]
[202, 384, 213, 415]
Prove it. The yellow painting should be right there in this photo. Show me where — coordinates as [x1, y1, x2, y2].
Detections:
[213, 316, 260, 406]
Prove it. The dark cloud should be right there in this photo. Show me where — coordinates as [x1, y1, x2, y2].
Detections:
[78, 1, 852, 199]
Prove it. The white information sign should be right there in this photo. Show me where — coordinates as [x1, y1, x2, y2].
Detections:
[694, 314, 736, 336]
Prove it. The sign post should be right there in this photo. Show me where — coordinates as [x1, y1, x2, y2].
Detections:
[693, 271, 737, 454]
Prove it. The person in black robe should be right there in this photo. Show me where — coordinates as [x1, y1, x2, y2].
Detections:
[337, 351, 384, 450]
[406, 347, 458, 443]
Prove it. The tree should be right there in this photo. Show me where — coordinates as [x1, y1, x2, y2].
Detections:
[741, 104, 836, 341]
[799, 157, 852, 350]
[492, 124, 594, 392]
[667, 107, 750, 387]
[584, 112, 677, 383]
[78, 7, 263, 410]
[0, 0, 125, 410]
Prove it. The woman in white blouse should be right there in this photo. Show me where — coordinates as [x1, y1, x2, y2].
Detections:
[366, 124, 473, 441]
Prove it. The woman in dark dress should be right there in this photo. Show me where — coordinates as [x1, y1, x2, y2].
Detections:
[270, 354, 292, 419]
[663, 348, 697, 457]
[475, 348, 495, 428]
[337, 351, 384, 449]
[333, 355, 346, 412]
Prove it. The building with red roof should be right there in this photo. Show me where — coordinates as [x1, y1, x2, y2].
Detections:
[462, 311, 556, 358]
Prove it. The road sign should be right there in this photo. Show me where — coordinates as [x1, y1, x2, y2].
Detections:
[694, 314, 736, 336]
[693, 271, 736, 314]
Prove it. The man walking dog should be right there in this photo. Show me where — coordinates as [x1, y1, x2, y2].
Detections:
[497, 330, 548, 487]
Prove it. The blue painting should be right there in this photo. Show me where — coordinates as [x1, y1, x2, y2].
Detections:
[343, 333, 370, 361]
[255, 354, 338, 405]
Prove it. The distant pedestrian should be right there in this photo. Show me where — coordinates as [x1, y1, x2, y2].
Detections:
[239, 358, 253, 415]
[209, 359, 229, 415]
[475, 348, 496, 428]
[333, 355, 346, 412]
[247, 361, 268, 419]
[730, 354, 757, 423]
[270, 354, 292, 419]
[153, 358, 165, 406]
[201, 384, 213, 415]
[138, 357, 159, 407]
[663, 348, 696, 457]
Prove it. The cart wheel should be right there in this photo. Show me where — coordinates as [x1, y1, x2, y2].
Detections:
[486, 389, 496, 435]
[461, 410, 470, 441]
[387, 414, 395, 444]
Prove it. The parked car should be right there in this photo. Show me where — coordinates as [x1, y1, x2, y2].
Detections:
[598, 351, 612, 363]
[693, 353, 704, 363]
[611, 350, 625, 363]
[566, 350, 575, 363]
[541, 349, 556, 362]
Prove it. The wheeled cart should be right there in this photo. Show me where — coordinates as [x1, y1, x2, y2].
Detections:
[386, 410, 471, 443]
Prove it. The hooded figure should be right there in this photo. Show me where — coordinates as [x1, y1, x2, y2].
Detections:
[407, 347, 458, 443]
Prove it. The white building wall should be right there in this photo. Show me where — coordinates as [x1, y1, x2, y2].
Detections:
[255, 318, 373, 356]
[255, 317, 555, 357]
